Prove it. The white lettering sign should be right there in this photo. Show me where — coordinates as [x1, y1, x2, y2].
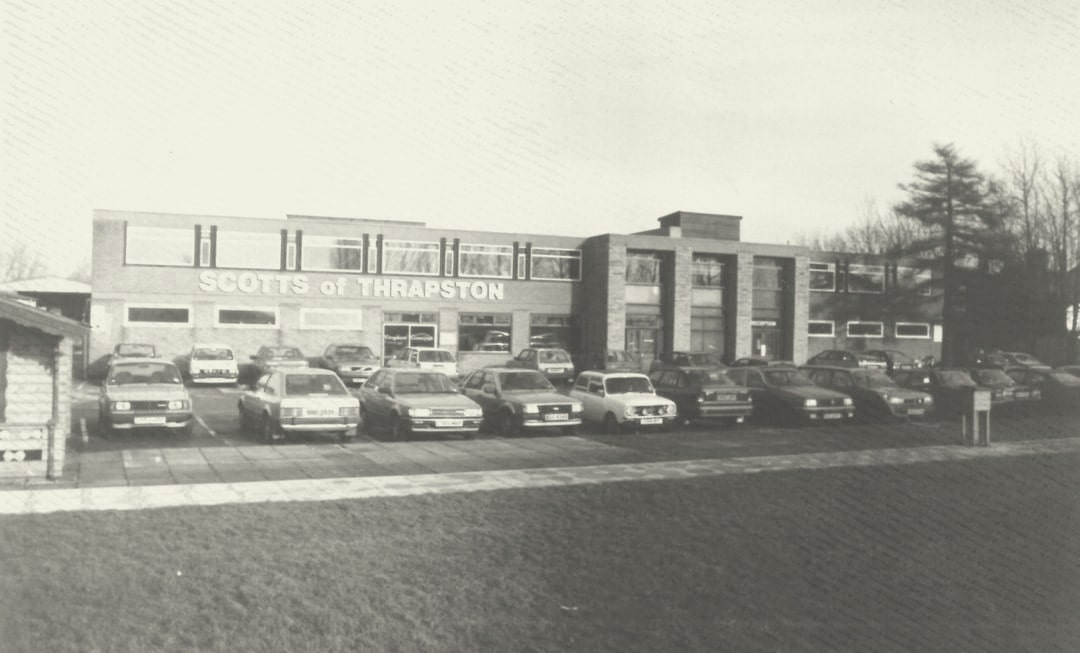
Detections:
[198, 271, 505, 301]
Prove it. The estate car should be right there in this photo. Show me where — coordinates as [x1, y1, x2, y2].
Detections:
[569, 371, 677, 434]
[648, 366, 752, 426]
[387, 347, 460, 380]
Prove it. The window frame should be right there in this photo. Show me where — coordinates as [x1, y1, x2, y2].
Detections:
[214, 230, 283, 270]
[124, 225, 196, 267]
[300, 235, 366, 273]
[122, 303, 193, 327]
[214, 305, 280, 329]
[847, 264, 886, 294]
[299, 308, 364, 331]
[895, 322, 932, 339]
[381, 239, 442, 276]
[809, 262, 836, 292]
[530, 247, 582, 282]
[626, 252, 662, 285]
[846, 321, 884, 338]
[457, 243, 514, 279]
[896, 266, 933, 296]
[808, 320, 835, 337]
[691, 254, 724, 288]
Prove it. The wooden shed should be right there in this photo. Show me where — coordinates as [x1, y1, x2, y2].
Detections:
[0, 294, 89, 481]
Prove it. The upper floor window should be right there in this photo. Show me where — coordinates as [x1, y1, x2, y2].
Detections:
[216, 230, 282, 270]
[302, 236, 364, 272]
[809, 262, 836, 291]
[692, 255, 724, 288]
[531, 248, 581, 281]
[847, 264, 885, 293]
[382, 240, 440, 276]
[626, 252, 661, 284]
[458, 244, 513, 279]
[753, 260, 785, 290]
[125, 225, 194, 266]
[897, 267, 932, 295]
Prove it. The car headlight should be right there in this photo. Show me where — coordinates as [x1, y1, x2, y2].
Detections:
[843, 397, 854, 406]
[570, 401, 583, 413]
[168, 400, 189, 410]
[522, 404, 540, 414]
[410, 408, 432, 417]
[624, 405, 636, 418]
[464, 408, 483, 418]
[887, 396, 904, 405]
[665, 404, 677, 415]
[280, 406, 303, 417]
[339, 406, 359, 417]
[804, 399, 818, 407]
[112, 401, 131, 411]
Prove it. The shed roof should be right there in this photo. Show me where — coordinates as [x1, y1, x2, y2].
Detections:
[0, 276, 91, 294]
[0, 294, 89, 338]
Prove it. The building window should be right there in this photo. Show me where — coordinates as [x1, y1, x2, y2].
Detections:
[847, 264, 885, 293]
[382, 240, 441, 276]
[300, 308, 364, 330]
[809, 262, 836, 291]
[531, 248, 581, 281]
[626, 252, 661, 284]
[895, 322, 931, 339]
[123, 304, 192, 327]
[125, 225, 195, 266]
[808, 320, 835, 337]
[752, 259, 786, 289]
[216, 230, 282, 270]
[458, 244, 513, 279]
[459, 313, 512, 352]
[215, 306, 279, 328]
[444, 248, 455, 277]
[690, 306, 724, 355]
[897, 267, 932, 295]
[846, 321, 884, 338]
[692, 255, 724, 288]
[530, 314, 575, 351]
[302, 236, 365, 273]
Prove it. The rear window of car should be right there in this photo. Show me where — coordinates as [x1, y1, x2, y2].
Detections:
[193, 347, 233, 360]
[538, 349, 571, 363]
[116, 344, 156, 357]
[970, 369, 1013, 385]
[284, 374, 348, 396]
[418, 350, 455, 363]
[108, 362, 182, 385]
[686, 370, 734, 386]
[938, 370, 976, 386]
[266, 347, 303, 359]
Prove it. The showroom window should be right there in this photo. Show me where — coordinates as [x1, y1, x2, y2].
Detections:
[125, 225, 195, 266]
[810, 262, 836, 291]
[808, 320, 835, 337]
[626, 252, 661, 285]
[458, 244, 513, 279]
[215, 306, 279, 328]
[692, 255, 724, 288]
[690, 306, 724, 354]
[846, 321, 884, 338]
[895, 322, 931, 339]
[382, 240, 441, 276]
[123, 304, 192, 327]
[897, 267, 932, 295]
[300, 308, 364, 330]
[531, 248, 581, 281]
[459, 313, 512, 352]
[302, 236, 364, 273]
[847, 264, 885, 293]
[530, 315, 575, 351]
[216, 230, 282, 270]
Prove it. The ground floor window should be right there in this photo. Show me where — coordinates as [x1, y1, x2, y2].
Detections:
[895, 322, 931, 339]
[690, 307, 724, 356]
[808, 321, 835, 337]
[300, 308, 364, 330]
[216, 306, 278, 328]
[459, 313, 512, 352]
[846, 321, 884, 338]
[383, 315, 438, 364]
[123, 304, 192, 327]
[626, 308, 662, 364]
[530, 315, 576, 351]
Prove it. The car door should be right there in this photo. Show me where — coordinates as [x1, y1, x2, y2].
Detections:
[464, 370, 499, 418]
[734, 368, 773, 415]
[241, 373, 272, 417]
[362, 370, 395, 423]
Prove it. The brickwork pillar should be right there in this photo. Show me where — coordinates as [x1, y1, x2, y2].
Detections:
[791, 255, 810, 365]
[670, 246, 693, 352]
[732, 253, 755, 359]
[606, 243, 627, 352]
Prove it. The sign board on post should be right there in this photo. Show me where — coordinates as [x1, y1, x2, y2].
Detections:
[962, 389, 992, 446]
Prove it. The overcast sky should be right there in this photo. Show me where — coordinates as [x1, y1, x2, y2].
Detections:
[2, 0, 1078, 277]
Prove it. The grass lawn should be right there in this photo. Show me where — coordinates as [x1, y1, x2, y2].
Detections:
[3, 453, 1079, 653]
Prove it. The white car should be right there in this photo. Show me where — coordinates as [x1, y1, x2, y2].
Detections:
[238, 368, 360, 443]
[387, 347, 460, 380]
[569, 371, 677, 434]
[186, 342, 239, 385]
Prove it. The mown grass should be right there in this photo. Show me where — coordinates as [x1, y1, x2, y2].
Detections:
[3, 453, 1079, 653]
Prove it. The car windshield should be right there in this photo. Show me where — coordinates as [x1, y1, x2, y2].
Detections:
[392, 372, 457, 394]
[763, 370, 815, 386]
[538, 349, 571, 363]
[333, 345, 374, 360]
[852, 370, 898, 389]
[193, 347, 233, 360]
[604, 376, 654, 394]
[686, 369, 735, 386]
[970, 369, 1014, 385]
[107, 362, 182, 385]
[284, 374, 348, 396]
[265, 347, 303, 360]
[498, 371, 555, 392]
[418, 350, 455, 363]
[938, 370, 977, 386]
[116, 344, 155, 357]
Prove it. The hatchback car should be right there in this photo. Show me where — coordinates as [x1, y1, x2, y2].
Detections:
[569, 371, 677, 434]
[315, 343, 380, 385]
[802, 365, 932, 420]
[861, 349, 921, 374]
[891, 369, 978, 417]
[804, 350, 887, 370]
[507, 347, 576, 385]
[966, 367, 1041, 411]
[249, 345, 309, 385]
[458, 367, 583, 435]
[99, 358, 193, 437]
[387, 347, 460, 380]
[1005, 367, 1080, 413]
[238, 368, 360, 443]
[648, 366, 752, 426]
[726, 366, 855, 425]
[657, 351, 727, 369]
[185, 343, 239, 385]
[359, 369, 483, 440]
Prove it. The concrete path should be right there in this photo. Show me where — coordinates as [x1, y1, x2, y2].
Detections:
[3, 436, 1078, 516]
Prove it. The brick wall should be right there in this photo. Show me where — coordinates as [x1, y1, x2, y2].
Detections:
[732, 253, 755, 359]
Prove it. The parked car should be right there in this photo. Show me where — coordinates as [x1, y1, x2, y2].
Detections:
[1058, 365, 1080, 379]
[238, 368, 360, 443]
[573, 349, 640, 373]
[862, 349, 921, 374]
[802, 365, 932, 420]
[891, 369, 978, 417]
[1005, 367, 1080, 412]
[248, 345, 309, 385]
[725, 366, 855, 425]
[804, 350, 887, 370]
[656, 351, 727, 369]
[1000, 351, 1051, 370]
[184, 343, 239, 385]
[315, 343, 380, 385]
[648, 366, 752, 426]
[458, 367, 583, 435]
[569, 371, 677, 434]
[112, 342, 157, 359]
[730, 356, 796, 367]
[98, 358, 192, 437]
[386, 347, 460, 380]
[507, 347, 576, 385]
[966, 367, 1041, 412]
[358, 369, 483, 440]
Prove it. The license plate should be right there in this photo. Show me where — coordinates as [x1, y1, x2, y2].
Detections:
[435, 419, 463, 428]
[1015, 391, 1029, 399]
[907, 408, 925, 415]
[714, 394, 735, 401]
[546, 368, 564, 374]
[308, 409, 337, 417]
[640, 417, 663, 425]
[822, 413, 843, 420]
[134, 415, 167, 425]
[543, 413, 569, 421]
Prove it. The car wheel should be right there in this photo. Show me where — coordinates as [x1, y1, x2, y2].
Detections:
[497, 409, 520, 437]
[389, 413, 410, 441]
[603, 412, 620, 435]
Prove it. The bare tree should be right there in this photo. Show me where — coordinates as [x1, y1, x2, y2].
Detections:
[1001, 140, 1044, 256]
[0, 241, 46, 282]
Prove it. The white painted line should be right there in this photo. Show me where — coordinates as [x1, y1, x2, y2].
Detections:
[196, 416, 216, 438]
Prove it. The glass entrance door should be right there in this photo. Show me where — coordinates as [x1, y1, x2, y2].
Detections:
[383, 323, 439, 365]
[625, 327, 659, 367]
[751, 321, 782, 360]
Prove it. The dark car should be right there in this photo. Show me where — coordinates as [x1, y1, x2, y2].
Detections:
[1005, 367, 1080, 413]
[862, 349, 921, 375]
[730, 356, 796, 367]
[966, 367, 1042, 413]
[248, 345, 309, 386]
[891, 369, 978, 417]
[98, 358, 192, 437]
[802, 365, 933, 420]
[1058, 365, 1080, 379]
[506, 347, 576, 385]
[805, 350, 887, 370]
[658, 351, 727, 369]
[358, 368, 483, 440]
[726, 366, 854, 425]
[315, 343, 380, 385]
[458, 367, 583, 435]
[648, 366, 752, 426]
[1000, 351, 1051, 370]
